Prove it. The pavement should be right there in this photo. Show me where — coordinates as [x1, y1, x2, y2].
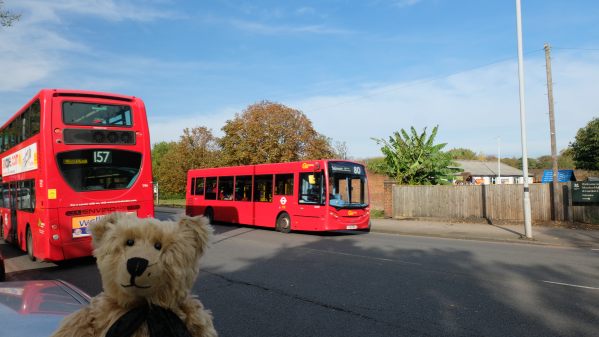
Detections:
[371, 218, 599, 249]
[156, 206, 599, 249]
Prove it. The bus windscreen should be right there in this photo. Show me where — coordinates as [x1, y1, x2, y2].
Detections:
[328, 162, 369, 209]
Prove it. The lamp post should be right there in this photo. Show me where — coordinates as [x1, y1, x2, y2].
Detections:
[497, 137, 501, 184]
[515, 0, 533, 238]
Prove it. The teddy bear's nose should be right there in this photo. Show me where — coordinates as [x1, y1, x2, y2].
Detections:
[127, 257, 149, 277]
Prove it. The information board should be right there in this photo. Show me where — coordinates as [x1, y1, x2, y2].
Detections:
[572, 181, 599, 203]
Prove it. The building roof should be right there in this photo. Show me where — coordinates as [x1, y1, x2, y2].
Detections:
[451, 160, 528, 177]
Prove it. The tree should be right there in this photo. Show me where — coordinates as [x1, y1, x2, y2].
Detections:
[501, 157, 521, 169]
[558, 148, 575, 168]
[1, 0, 20, 27]
[151, 141, 177, 177]
[372, 125, 456, 185]
[570, 117, 599, 170]
[153, 127, 220, 197]
[219, 101, 335, 165]
[363, 157, 387, 174]
[447, 148, 478, 160]
[332, 140, 349, 160]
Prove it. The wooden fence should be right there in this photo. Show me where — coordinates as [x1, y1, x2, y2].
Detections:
[390, 183, 599, 224]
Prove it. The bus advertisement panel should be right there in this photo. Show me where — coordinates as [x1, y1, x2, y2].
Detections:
[0, 89, 154, 261]
[186, 160, 370, 232]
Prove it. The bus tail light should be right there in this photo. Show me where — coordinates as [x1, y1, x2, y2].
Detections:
[51, 224, 58, 230]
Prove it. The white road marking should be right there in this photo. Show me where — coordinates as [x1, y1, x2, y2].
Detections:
[542, 280, 599, 290]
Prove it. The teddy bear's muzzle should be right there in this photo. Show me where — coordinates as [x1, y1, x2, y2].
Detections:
[122, 257, 152, 289]
[127, 257, 149, 277]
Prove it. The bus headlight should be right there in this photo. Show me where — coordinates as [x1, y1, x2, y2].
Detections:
[52, 234, 60, 240]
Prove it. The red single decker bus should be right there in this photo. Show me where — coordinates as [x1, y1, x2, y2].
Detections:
[0, 89, 154, 261]
[186, 160, 370, 232]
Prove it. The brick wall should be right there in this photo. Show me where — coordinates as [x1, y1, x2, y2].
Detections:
[367, 170, 394, 215]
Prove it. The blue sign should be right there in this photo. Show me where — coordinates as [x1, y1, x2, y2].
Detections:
[541, 170, 575, 183]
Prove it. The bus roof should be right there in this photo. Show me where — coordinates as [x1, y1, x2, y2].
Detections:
[2, 89, 141, 130]
[187, 159, 364, 175]
[40, 88, 137, 102]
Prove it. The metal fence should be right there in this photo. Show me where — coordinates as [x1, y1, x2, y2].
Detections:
[391, 183, 599, 224]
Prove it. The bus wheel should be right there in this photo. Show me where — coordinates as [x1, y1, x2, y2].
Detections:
[204, 208, 214, 224]
[276, 213, 291, 233]
[26, 226, 36, 261]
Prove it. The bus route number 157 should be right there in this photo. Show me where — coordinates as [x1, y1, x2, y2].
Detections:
[93, 151, 112, 164]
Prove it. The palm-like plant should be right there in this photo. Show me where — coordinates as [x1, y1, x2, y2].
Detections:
[373, 125, 457, 185]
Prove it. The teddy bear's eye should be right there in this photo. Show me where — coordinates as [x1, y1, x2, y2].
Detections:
[126, 239, 135, 246]
[154, 242, 162, 251]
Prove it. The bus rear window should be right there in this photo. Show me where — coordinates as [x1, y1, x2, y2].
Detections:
[57, 149, 142, 191]
[63, 102, 132, 127]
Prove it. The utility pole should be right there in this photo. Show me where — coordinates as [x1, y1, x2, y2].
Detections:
[515, 0, 533, 238]
[544, 42, 559, 221]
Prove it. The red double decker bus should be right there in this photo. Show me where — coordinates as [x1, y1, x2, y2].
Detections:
[0, 89, 154, 261]
[186, 160, 370, 232]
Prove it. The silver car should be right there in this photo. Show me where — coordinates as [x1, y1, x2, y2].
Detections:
[0, 280, 90, 337]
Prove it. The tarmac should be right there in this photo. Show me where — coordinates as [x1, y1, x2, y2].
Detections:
[156, 207, 599, 249]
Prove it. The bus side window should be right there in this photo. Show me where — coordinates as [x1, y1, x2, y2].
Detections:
[218, 176, 234, 201]
[30, 100, 41, 136]
[195, 177, 204, 196]
[190, 178, 196, 195]
[21, 112, 28, 142]
[254, 175, 273, 203]
[3, 130, 9, 152]
[274, 174, 294, 196]
[235, 175, 252, 201]
[299, 172, 324, 205]
[205, 177, 217, 200]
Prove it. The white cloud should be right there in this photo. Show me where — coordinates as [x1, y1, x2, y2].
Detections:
[15, 0, 180, 23]
[291, 53, 599, 159]
[0, 0, 179, 93]
[228, 18, 351, 35]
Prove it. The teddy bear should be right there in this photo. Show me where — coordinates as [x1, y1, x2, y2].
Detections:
[51, 212, 218, 337]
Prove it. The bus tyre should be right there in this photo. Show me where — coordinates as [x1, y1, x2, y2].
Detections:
[276, 213, 291, 234]
[204, 208, 214, 225]
[26, 226, 36, 261]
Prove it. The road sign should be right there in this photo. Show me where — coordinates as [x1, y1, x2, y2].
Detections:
[572, 181, 599, 203]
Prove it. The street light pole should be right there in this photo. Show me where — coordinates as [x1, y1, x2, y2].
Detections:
[515, 0, 533, 238]
[497, 137, 501, 184]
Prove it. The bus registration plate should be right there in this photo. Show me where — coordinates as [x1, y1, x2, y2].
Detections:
[346, 225, 358, 230]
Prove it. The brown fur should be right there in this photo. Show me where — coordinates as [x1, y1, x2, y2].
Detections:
[51, 213, 218, 337]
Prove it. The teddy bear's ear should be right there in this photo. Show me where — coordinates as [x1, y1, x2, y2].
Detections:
[91, 212, 124, 246]
[177, 215, 212, 256]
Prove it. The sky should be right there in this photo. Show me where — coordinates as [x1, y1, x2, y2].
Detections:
[0, 0, 598, 159]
